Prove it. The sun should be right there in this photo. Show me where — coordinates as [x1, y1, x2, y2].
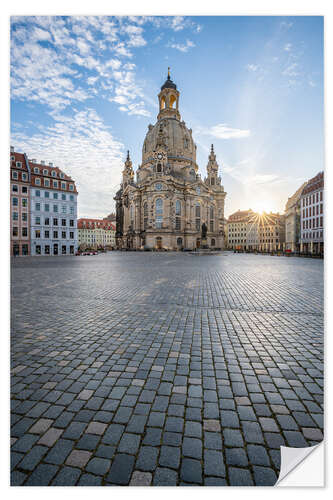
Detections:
[251, 200, 277, 214]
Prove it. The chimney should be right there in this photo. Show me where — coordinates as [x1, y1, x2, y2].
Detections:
[31, 159, 36, 163]
[41, 160, 45, 165]
[49, 162, 53, 167]
[10, 146, 14, 152]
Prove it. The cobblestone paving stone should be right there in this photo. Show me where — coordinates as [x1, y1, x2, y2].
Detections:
[10, 253, 324, 486]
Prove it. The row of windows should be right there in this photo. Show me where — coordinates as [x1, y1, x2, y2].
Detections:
[12, 184, 28, 194]
[34, 244, 75, 255]
[12, 227, 28, 237]
[12, 198, 27, 207]
[34, 177, 74, 190]
[33, 167, 64, 178]
[34, 203, 75, 215]
[302, 204, 323, 218]
[12, 243, 29, 256]
[302, 191, 323, 206]
[34, 217, 74, 227]
[141, 200, 214, 218]
[12, 171, 28, 181]
[35, 190, 75, 201]
[34, 230, 75, 239]
[35, 217, 75, 227]
[302, 231, 323, 239]
[12, 212, 28, 222]
[302, 217, 323, 229]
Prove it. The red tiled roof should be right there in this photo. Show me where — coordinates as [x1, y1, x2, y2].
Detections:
[78, 218, 116, 230]
[228, 209, 254, 222]
[301, 172, 324, 196]
[10, 151, 28, 170]
[11, 149, 78, 193]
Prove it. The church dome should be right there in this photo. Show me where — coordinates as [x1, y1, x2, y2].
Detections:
[142, 118, 196, 165]
[141, 71, 197, 169]
[161, 75, 177, 90]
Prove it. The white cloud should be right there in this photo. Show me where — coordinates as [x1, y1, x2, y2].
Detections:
[11, 109, 125, 217]
[11, 16, 204, 117]
[282, 62, 299, 77]
[168, 39, 195, 53]
[170, 16, 185, 31]
[197, 124, 251, 140]
[280, 21, 293, 30]
[87, 76, 99, 86]
[32, 27, 52, 42]
[284, 43, 292, 52]
[246, 64, 259, 72]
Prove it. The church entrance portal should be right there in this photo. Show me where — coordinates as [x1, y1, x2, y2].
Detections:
[156, 237, 162, 250]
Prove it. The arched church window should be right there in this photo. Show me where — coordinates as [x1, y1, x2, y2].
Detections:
[155, 198, 163, 228]
[170, 95, 176, 108]
[211, 238, 216, 247]
[175, 200, 181, 230]
[157, 163, 162, 173]
[210, 206, 214, 220]
[211, 177, 215, 185]
[130, 204, 134, 228]
[161, 96, 166, 110]
[184, 137, 189, 149]
[143, 202, 148, 229]
[195, 203, 201, 232]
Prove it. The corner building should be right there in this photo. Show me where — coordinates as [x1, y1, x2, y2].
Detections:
[115, 73, 227, 250]
[10, 148, 31, 256]
[29, 159, 78, 256]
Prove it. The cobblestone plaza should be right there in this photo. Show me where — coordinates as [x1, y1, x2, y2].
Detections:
[10, 253, 324, 486]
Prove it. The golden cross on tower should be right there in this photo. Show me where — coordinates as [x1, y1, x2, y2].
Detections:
[168, 67, 170, 78]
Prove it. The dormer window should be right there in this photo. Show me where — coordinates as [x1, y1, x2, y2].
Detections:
[52, 171, 57, 177]
[43, 169, 48, 176]
[60, 173, 65, 179]
[16, 161, 22, 168]
[34, 167, 40, 174]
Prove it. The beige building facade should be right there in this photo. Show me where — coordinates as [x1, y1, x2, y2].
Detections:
[284, 182, 307, 252]
[226, 210, 256, 250]
[115, 72, 226, 251]
[78, 219, 116, 249]
[226, 209, 285, 252]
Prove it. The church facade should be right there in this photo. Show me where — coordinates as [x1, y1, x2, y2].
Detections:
[115, 72, 227, 251]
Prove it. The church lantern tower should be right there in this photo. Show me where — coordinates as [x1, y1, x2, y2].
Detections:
[157, 68, 181, 121]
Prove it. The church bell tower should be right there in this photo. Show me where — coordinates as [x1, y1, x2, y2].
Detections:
[122, 151, 134, 188]
[205, 144, 221, 188]
[157, 68, 181, 121]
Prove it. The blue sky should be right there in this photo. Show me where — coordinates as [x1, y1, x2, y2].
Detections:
[10, 15, 323, 218]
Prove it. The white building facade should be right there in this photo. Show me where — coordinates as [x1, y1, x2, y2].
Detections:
[29, 160, 78, 256]
[300, 172, 324, 255]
